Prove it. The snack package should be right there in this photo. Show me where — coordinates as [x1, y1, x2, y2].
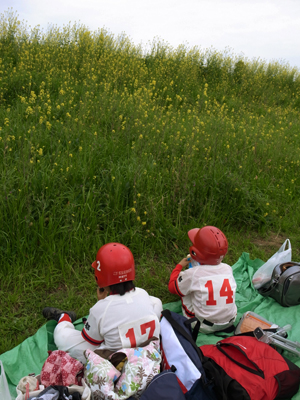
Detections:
[234, 311, 279, 335]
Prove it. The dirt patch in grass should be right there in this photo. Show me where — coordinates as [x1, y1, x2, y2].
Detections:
[252, 233, 287, 250]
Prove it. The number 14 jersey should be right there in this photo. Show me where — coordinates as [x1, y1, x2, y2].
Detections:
[176, 263, 237, 324]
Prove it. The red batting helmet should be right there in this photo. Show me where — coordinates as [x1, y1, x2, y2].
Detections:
[92, 243, 135, 287]
[188, 226, 228, 265]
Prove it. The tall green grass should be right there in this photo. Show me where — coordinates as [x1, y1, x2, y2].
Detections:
[1, 9, 300, 353]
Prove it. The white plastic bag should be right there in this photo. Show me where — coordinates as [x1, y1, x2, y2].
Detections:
[0, 360, 11, 400]
[252, 239, 291, 289]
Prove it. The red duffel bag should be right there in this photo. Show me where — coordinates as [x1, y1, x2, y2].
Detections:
[200, 335, 300, 400]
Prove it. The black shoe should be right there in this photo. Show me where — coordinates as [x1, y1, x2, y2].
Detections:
[42, 307, 77, 323]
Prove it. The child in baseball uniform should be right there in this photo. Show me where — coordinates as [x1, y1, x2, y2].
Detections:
[43, 242, 163, 363]
[168, 226, 237, 334]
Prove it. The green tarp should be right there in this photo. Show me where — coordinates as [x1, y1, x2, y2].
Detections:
[1, 252, 300, 400]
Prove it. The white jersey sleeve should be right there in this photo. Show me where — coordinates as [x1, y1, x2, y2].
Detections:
[176, 268, 197, 296]
[81, 305, 104, 346]
[149, 295, 163, 319]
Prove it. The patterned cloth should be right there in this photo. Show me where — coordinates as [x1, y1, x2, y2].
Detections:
[84, 340, 161, 400]
[40, 350, 84, 387]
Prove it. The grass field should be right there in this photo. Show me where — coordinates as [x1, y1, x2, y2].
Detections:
[1, 9, 300, 354]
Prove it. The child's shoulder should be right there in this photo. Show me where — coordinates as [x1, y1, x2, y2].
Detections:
[219, 261, 233, 269]
[132, 287, 148, 296]
[191, 262, 232, 274]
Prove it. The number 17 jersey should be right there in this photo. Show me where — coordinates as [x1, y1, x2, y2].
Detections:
[81, 287, 162, 350]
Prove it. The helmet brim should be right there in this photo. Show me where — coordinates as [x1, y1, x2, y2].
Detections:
[91, 261, 97, 270]
[188, 228, 199, 244]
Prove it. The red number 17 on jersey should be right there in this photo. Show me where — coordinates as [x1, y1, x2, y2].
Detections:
[118, 316, 159, 348]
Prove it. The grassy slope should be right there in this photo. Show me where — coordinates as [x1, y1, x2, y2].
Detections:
[1, 10, 300, 354]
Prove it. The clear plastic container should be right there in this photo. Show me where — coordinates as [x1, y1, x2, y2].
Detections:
[187, 254, 200, 269]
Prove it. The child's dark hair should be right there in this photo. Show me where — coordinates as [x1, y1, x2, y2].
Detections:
[109, 281, 135, 296]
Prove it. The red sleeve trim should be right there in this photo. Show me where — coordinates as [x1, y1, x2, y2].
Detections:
[168, 264, 184, 296]
[174, 279, 184, 297]
[81, 328, 104, 346]
[181, 300, 195, 318]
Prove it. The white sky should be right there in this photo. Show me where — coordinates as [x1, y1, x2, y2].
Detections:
[2, 0, 300, 69]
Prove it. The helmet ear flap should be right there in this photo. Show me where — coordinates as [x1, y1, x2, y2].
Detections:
[189, 245, 203, 264]
[91, 261, 99, 285]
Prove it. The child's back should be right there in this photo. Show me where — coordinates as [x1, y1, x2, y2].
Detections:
[43, 242, 162, 363]
[168, 226, 237, 333]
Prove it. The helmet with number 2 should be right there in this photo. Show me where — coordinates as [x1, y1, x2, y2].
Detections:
[92, 243, 135, 287]
[188, 226, 228, 265]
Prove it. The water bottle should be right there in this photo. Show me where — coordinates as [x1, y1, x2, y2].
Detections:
[187, 254, 200, 268]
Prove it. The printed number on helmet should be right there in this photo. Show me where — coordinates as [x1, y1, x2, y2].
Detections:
[97, 261, 101, 271]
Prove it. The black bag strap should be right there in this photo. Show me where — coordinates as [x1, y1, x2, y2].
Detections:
[184, 316, 201, 342]
[161, 309, 204, 362]
[216, 342, 265, 378]
[213, 325, 236, 339]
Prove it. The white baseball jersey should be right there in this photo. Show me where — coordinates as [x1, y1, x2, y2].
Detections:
[81, 287, 162, 350]
[176, 263, 237, 324]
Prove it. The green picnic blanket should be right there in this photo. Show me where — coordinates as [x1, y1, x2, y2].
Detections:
[1, 252, 300, 400]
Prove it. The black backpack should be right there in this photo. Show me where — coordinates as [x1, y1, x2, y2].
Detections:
[140, 310, 217, 400]
[258, 262, 300, 306]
